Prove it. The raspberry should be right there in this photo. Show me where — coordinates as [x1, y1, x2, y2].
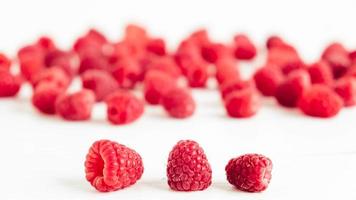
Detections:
[321, 42, 351, 79]
[31, 67, 70, 89]
[124, 24, 148, 50]
[85, 139, 144, 192]
[298, 85, 343, 118]
[167, 140, 212, 191]
[161, 88, 196, 118]
[144, 70, 176, 105]
[334, 77, 356, 107]
[307, 60, 333, 85]
[45, 50, 79, 77]
[79, 53, 109, 74]
[105, 90, 144, 125]
[350, 50, 356, 63]
[18, 45, 45, 81]
[219, 79, 254, 99]
[111, 58, 142, 89]
[224, 89, 260, 118]
[275, 70, 311, 107]
[215, 58, 240, 85]
[225, 154, 272, 192]
[0, 53, 11, 71]
[146, 56, 181, 79]
[32, 81, 65, 114]
[266, 35, 286, 49]
[73, 29, 108, 56]
[146, 38, 166, 56]
[185, 63, 209, 87]
[36, 36, 57, 53]
[253, 66, 284, 96]
[233, 34, 257, 60]
[267, 45, 303, 75]
[0, 71, 22, 97]
[81, 69, 118, 101]
[55, 89, 95, 121]
[201, 43, 232, 63]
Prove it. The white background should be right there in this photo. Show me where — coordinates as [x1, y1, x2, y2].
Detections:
[1, 0, 356, 199]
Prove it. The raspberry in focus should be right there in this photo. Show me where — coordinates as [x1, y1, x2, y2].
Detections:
[225, 154, 273, 192]
[85, 139, 144, 192]
[167, 140, 212, 191]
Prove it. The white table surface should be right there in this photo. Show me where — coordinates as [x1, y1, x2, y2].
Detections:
[1, 0, 356, 199]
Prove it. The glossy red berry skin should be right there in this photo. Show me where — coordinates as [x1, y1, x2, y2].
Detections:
[161, 88, 196, 119]
[307, 60, 333, 85]
[334, 77, 356, 107]
[275, 70, 311, 107]
[233, 34, 257, 60]
[225, 154, 273, 192]
[253, 66, 284, 96]
[224, 89, 260, 118]
[55, 89, 95, 121]
[167, 140, 212, 191]
[85, 140, 144, 192]
[32, 81, 65, 114]
[144, 70, 176, 105]
[105, 90, 144, 125]
[0, 71, 22, 97]
[81, 69, 118, 102]
[298, 85, 343, 118]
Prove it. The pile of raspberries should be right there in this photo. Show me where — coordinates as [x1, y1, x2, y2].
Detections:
[85, 139, 273, 193]
[1, 24, 356, 123]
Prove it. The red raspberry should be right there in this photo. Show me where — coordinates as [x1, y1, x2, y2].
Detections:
[73, 29, 108, 56]
[321, 42, 351, 79]
[32, 81, 65, 114]
[18, 45, 45, 81]
[266, 35, 286, 49]
[167, 140, 212, 191]
[334, 77, 356, 107]
[253, 66, 284, 96]
[31, 67, 70, 89]
[215, 58, 240, 85]
[81, 69, 118, 102]
[146, 56, 181, 79]
[346, 63, 356, 77]
[36, 36, 57, 53]
[146, 38, 166, 56]
[124, 24, 148, 50]
[55, 89, 95, 121]
[144, 70, 176, 105]
[298, 85, 343, 118]
[185, 63, 209, 87]
[79, 53, 110, 74]
[307, 60, 333, 85]
[161, 88, 196, 118]
[224, 89, 260, 118]
[85, 139, 144, 192]
[219, 79, 254, 99]
[225, 154, 272, 192]
[275, 70, 311, 107]
[111, 58, 142, 89]
[105, 90, 144, 125]
[201, 43, 232, 63]
[233, 34, 257, 60]
[350, 50, 356, 63]
[267, 45, 303, 75]
[45, 50, 79, 77]
[0, 53, 11, 71]
[0, 71, 22, 97]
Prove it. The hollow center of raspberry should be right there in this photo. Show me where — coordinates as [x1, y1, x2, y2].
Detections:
[94, 156, 105, 177]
